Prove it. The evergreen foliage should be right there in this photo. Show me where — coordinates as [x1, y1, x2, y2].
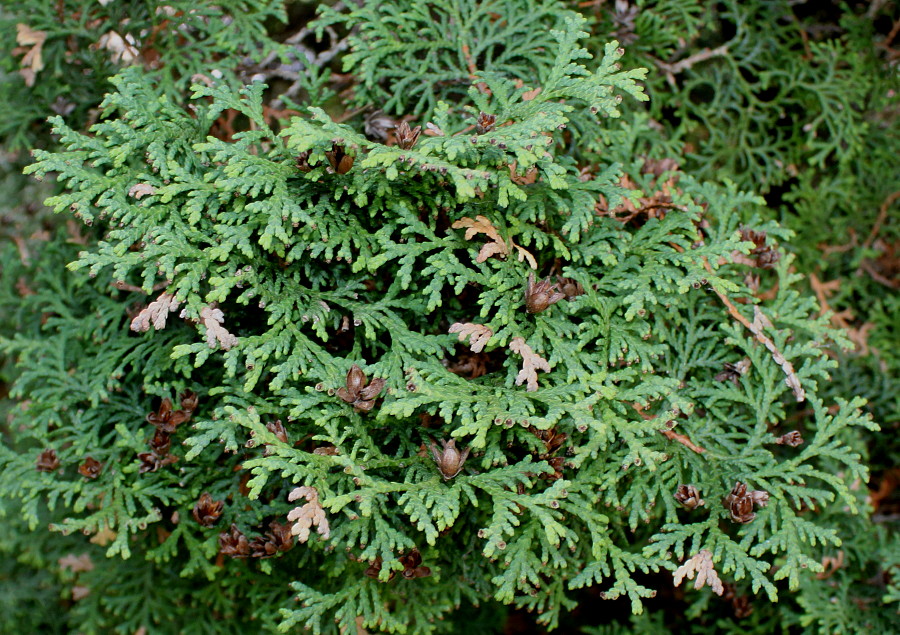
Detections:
[1, 0, 897, 633]
[0, 0, 286, 149]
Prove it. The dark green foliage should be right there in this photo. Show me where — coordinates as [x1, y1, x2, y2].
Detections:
[0, 1, 897, 633]
[589, 0, 900, 428]
[0, 0, 286, 149]
[317, 0, 583, 117]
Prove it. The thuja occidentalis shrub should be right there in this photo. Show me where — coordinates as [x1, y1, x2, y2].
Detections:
[0, 1, 893, 633]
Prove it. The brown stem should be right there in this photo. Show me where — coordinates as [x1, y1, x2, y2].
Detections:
[461, 43, 489, 94]
[112, 280, 171, 294]
[863, 190, 900, 249]
[660, 429, 706, 454]
[702, 258, 805, 402]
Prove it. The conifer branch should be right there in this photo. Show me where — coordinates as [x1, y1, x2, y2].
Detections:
[703, 257, 805, 401]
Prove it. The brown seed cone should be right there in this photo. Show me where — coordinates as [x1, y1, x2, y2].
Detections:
[249, 521, 294, 558]
[192, 493, 224, 527]
[399, 549, 431, 579]
[137, 451, 177, 474]
[732, 593, 754, 619]
[36, 449, 60, 472]
[555, 276, 585, 299]
[218, 524, 250, 558]
[295, 151, 313, 172]
[738, 228, 781, 269]
[265, 420, 288, 444]
[179, 390, 199, 414]
[359, 377, 385, 401]
[263, 420, 289, 456]
[475, 112, 497, 135]
[429, 439, 470, 480]
[148, 430, 171, 456]
[445, 351, 489, 379]
[532, 427, 567, 454]
[146, 398, 190, 434]
[325, 143, 354, 174]
[336, 365, 384, 412]
[722, 583, 754, 618]
[364, 110, 396, 142]
[525, 273, 566, 313]
[723, 482, 768, 523]
[714, 358, 750, 385]
[364, 557, 396, 581]
[343, 364, 367, 398]
[395, 121, 422, 150]
[775, 431, 804, 447]
[540, 456, 565, 481]
[78, 457, 102, 479]
[756, 248, 781, 269]
[674, 484, 705, 510]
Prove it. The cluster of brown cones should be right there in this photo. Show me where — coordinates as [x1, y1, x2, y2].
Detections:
[364, 549, 431, 581]
[138, 390, 197, 473]
[675, 482, 770, 524]
[218, 521, 293, 559]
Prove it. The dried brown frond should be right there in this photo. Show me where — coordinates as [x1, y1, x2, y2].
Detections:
[509, 337, 550, 392]
[199, 305, 238, 350]
[448, 322, 492, 353]
[703, 258, 805, 401]
[130, 292, 180, 332]
[451, 216, 537, 269]
[673, 550, 724, 596]
[287, 486, 331, 543]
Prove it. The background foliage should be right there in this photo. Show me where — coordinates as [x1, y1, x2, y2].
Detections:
[0, 0, 897, 633]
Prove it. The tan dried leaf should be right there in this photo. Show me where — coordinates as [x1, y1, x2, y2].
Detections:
[452, 215, 509, 262]
[449, 322, 492, 353]
[72, 586, 91, 601]
[96, 31, 140, 65]
[200, 305, 238, 350]
[509, 337, 550, 392]
[424, 122, 445, 137]
[58, 553, 94, 573]
[452, 215, 503, 244]
[816, 550, 845, 580]
[287, 486, 330, 543]
[477, 240, 508, 263]
[673, 550, 724, 596]
[89, 523, 117, 547]
[15, 24, 47, 87]
[509, 161, 539, 186]
[452, 215, 536, 269]
[512, 243, 538, 270]
[130, 292, 180, 332]
[128, 183, 157, 199]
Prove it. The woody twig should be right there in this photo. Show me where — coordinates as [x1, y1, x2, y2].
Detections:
[702, 258, 805, 402]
